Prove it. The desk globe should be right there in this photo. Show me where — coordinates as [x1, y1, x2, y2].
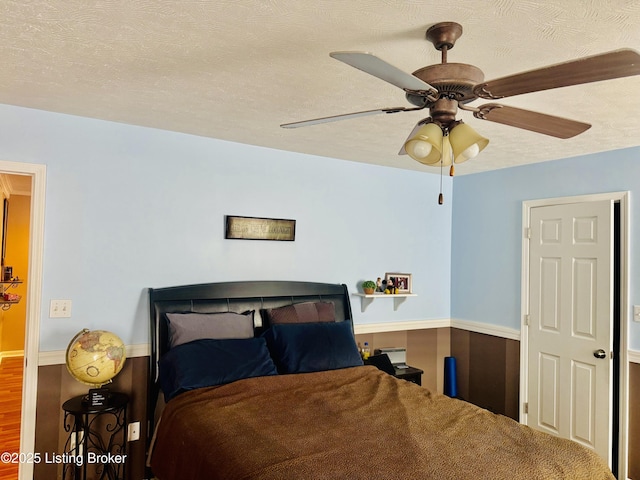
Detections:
[65, 329, 126, 388]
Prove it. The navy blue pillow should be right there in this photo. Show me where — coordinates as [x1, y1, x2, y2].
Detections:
[159, 337, 278, 401]
[263, 321, 363, 374]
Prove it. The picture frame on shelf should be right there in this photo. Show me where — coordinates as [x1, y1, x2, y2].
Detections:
[385, 273, 412, 293]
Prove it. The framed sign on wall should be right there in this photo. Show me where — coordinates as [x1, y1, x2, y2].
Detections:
[225, 216, 296, 241]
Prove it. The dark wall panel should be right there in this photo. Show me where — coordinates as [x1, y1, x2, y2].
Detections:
[630, 361, 640, 480]
[469, 332, 507, 414]
[34, 364, 62, 479]
[504, 339, 520, 420]
[34, 357, 148, 480]
[451, 329, 518, 418]
[450, 328, 471, 402]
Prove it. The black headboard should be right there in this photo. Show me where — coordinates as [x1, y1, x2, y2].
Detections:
[147, 280, 353, 445]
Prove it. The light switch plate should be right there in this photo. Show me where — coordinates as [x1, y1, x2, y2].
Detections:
[633, 305, 640, 322]
[50, 299, 72, 318]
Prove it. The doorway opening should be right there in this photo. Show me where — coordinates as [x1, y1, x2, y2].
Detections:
[0, 174, 32, 480]
[611, 201, 621, 477]
[0, 161, 45, 480]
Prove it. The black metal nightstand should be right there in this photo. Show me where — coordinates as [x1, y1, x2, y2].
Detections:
[62, 392, 128, 480]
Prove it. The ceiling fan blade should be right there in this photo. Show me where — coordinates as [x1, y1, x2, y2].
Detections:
[474, 104, 591, 138]
[330, 51, 438, 95]
[474, 49, 640, 99]
[280, 107, 416, 129]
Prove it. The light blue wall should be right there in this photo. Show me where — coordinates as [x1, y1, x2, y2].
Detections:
[451, 146, 640, 350]
[0, 104, 452, 351]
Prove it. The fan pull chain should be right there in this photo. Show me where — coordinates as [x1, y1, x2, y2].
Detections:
[438, 161, 444, 205]
[438, 131, 445, 205]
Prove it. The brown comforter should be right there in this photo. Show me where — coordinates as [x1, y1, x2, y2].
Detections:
[150, 366, 614, 480]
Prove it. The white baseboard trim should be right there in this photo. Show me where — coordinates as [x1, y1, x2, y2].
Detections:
[38, 343, 150, 366]
[629, 350, 640, 364]
[450, 318, 521, 341]
[354, 319, 450, 334]
[0, 349, 24, 362]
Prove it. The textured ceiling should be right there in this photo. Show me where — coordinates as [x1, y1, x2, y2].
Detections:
[1, 0, 639, 175]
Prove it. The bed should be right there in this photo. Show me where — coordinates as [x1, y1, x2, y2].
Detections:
[147, 280, 614, 480]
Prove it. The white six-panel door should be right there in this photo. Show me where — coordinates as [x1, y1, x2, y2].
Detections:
[527, 199, 613, 463]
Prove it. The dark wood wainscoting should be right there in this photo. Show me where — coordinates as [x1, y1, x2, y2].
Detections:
[630, 361, 640, 480]
[356, 327, 520, 420]
[451, 328, 520, 420]
[34, 357, 148, 480]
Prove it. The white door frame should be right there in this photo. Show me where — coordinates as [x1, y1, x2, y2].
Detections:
[520, 191, 629, 479]
[0, 160, 46, 480]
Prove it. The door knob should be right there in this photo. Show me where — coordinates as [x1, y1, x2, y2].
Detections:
[593, 349, 607, 359]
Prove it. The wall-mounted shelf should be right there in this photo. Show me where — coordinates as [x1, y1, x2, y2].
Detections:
[0, 280, 22, 310]
[353, 293, 417, 312]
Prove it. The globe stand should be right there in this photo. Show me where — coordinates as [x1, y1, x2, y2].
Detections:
[84, 387, 112, 409]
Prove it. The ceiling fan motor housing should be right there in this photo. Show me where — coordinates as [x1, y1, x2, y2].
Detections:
[428, 97, 458, 126]
[410, 63, 485, 104]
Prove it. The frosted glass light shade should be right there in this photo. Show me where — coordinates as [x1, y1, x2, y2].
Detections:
[449, 122, 489, 164]
[404, 123, 443, 165]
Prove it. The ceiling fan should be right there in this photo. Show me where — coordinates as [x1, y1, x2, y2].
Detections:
[281, 22, 640, 180]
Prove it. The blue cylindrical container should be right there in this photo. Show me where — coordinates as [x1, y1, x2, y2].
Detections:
[444, 356, 458, 398]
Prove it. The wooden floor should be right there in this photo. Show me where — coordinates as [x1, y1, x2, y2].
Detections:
[0, 356, 23, 480]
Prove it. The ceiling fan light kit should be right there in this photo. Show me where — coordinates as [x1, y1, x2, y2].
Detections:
[403, 119, 488, 166]
[281, 21, 640, 202]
